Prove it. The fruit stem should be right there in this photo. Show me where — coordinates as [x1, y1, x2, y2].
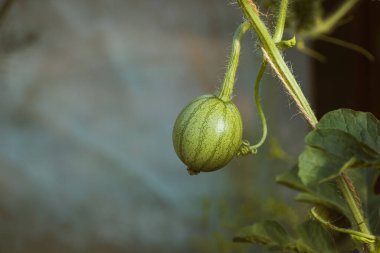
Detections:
[218, 21, 250, 102]
[249, 0, 287, 151]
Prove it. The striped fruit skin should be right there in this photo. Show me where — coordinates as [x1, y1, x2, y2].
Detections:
[172, 94, 243, 173]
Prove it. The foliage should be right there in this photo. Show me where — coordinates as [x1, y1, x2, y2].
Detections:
[233, 1, 379, 253]
[174, 0, 379, 252]
[234, 220, 337, 253]
[235, 110, 380, 253]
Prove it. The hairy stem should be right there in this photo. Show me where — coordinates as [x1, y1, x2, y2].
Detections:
[250, 0, 287, 149]
[311, 207, 376, 244]
[218, 21, 250, 101]
[337, 174, 376, 252]
[237, 0, 318, 128]
[237, 1, 376, 251]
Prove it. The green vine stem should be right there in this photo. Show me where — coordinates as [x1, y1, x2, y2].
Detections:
[238, 0, 288, 155]
[337, 174, 376, 252]
[237, 0, 377, 252]
[238, 61, 268, 156]
[311, 207, 377, 244]
[218, 21, 250, 102]
[250, 61, 268, 150]
[297, 0, 367, 63]
[297, 39, 327, 62]
[237, 0, 318, 128]
[317, 34, 374, 61]
[272, 0, 287, 43]
[248, 0, 288, 151]
[301, 0, 359, 38]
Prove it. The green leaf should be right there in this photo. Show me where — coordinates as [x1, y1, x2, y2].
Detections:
[233, 220, 292, 247]
[278, 165, 353, 224]
[298, 146, 343, 185]
[278, 109, 380, 243]
[234, 219, 338, 253]
[299, 183, 351, 219]
[305, 129, 378, 162]
[317, 109, 380, 235]
[296, 219, 337, 253]
[295, 193, 343, 213]
[279, 166, 378, 233]
[276, 166, 308, 192]
[298, 111, 380, 185]
[317, 109, 380, 152]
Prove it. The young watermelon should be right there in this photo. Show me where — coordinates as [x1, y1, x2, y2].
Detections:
[172, 94, 243, 174]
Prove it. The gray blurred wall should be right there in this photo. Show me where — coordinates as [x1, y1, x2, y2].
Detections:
[0, 1, 311, 252]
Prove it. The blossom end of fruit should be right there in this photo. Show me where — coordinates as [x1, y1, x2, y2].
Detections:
[187, 167, 200, 176]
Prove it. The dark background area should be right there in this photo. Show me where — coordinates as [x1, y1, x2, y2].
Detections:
[313, 0, 380, 118]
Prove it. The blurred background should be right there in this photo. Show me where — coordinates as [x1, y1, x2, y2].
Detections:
[0, 0, 378, 253]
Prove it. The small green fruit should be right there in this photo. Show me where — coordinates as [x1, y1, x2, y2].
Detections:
[172, 94, 243, 174]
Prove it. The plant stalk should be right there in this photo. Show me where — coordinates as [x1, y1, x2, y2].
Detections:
[250, 0, 288, 150]
[237, 1, 376, 252]
[250, 61, 268, 150]
[337, 174, 376, 252]
[237, 0, 318, 128]
[218, 21, 251, 102]
[301, 0, 360, 38]
[273, 0, 288, 43]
